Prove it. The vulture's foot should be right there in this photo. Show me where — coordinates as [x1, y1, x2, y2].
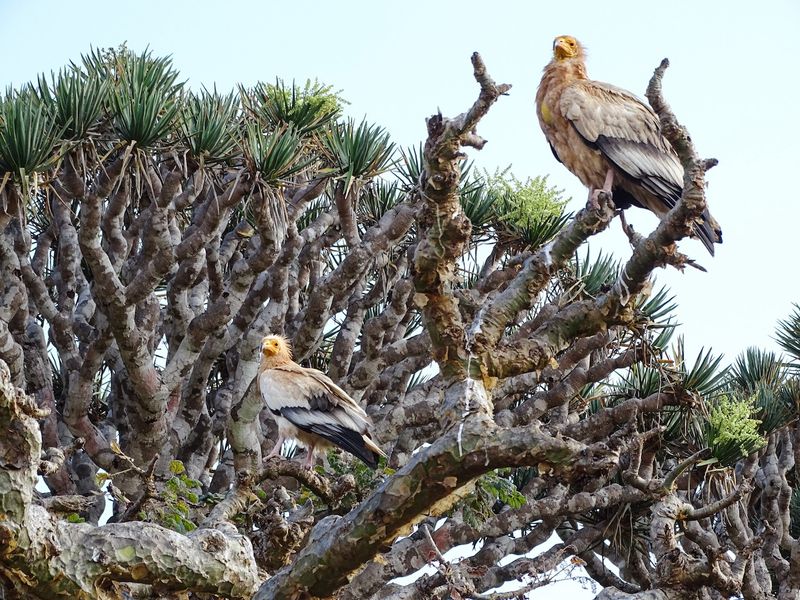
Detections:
[587, 188, 607, 210]
[587, 169, 615, 210]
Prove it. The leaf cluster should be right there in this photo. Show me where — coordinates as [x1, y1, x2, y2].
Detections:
[459, 469, 526, 530]
[138, 460, 203, 534]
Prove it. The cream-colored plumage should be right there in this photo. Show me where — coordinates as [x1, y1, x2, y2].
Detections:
[536, 35, 722, 255]
[258, 335, 386, 468]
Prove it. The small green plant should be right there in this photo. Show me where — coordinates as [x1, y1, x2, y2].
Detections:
[139, 460, 202, 534]
[247, 78, 344, 136]
[461, 469, 526, 529]
[486, 168, 570, 249]
[325, 450, 390, 491]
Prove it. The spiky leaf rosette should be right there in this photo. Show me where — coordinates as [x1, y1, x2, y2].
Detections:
[0, 89, 63, 177]
[776, 303, 800, 366]
[107, 49, 184, 148]
[730, 347, 786, 392]
[322, 118, 395, 195]
[181, 88, 240, 163]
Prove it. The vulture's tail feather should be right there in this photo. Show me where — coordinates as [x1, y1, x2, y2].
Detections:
[311, 423, 381, 468]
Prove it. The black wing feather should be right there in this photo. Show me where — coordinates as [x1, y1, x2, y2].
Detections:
[280, 406, 379, 468]
[593, 134, 720, 255]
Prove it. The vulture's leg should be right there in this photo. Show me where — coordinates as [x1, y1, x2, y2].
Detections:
[267, 435, 285, 459]
[303, 445, 317, 469]
[588, 168, 615, 209]
[618, 210, 636, 243]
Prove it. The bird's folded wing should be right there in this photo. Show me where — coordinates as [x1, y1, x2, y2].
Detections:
[560, 81, 683, 204]
[301, 368, 371, 418]
[260, 366, 382, 466]
[259, 366, 369, 432]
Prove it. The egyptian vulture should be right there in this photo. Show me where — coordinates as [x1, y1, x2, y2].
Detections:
[536, 35, 722, 255]
[258, 335, 386, 468]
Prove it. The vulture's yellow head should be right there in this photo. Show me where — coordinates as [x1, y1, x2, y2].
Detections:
[261, 335, 293, 360]
[552, 35, 583, 61]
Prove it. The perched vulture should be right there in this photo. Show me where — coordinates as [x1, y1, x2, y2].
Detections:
[535, 35, 722, 255]
[258, 335, 387, 468]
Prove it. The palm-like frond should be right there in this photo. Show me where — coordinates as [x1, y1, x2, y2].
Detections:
[242, 123, 309, 184]
[357, 180, 403, 225]
[322, 118, 395, 194]
[0, 89, 63, 175]
[609, 364, 663, 401]
[38, 68, 108, 139]
[672, 337, 728, 397]
[649, 322, 676, 353]
[506, 207, 571, 250]
[404, 310, 423, 338]
[405, 368, 433, 393]
[296, 195, 331, 232]
[661, 403, 705, 447]
[776, 304, 800, 365]
[397, 144, 422, 190]
[181, 88, 239, 162]
[750, 381, 798, 435]
[108, 50, 184, 147]
[459, 176, 496, 233]
[637, 286, 678, 323]
[729, 347, 786, 393]
[575, 248, 619, 297]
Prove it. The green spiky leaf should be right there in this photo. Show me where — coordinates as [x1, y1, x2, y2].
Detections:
[575, 248, 619, 297]
[358, 180, 403, 225]
[108, 49, 183, 147]
[638, 285, 678, 323]
[39, 67, 108, 139]
[459, 177, 496, 232]
[730, 347, 786, 393]
[181, 88, 239, 162]
[0, 89, 63, 174]
[750, 381, 798, 435]
[243, 123, 309, 184]
[673, 337, 728, 396]
[398, 144, 422, 190]
[322, 118, 395, 194]
[776, 304, 800, 365]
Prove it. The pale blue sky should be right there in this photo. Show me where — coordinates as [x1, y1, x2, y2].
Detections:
[1, 0, 798, 363]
